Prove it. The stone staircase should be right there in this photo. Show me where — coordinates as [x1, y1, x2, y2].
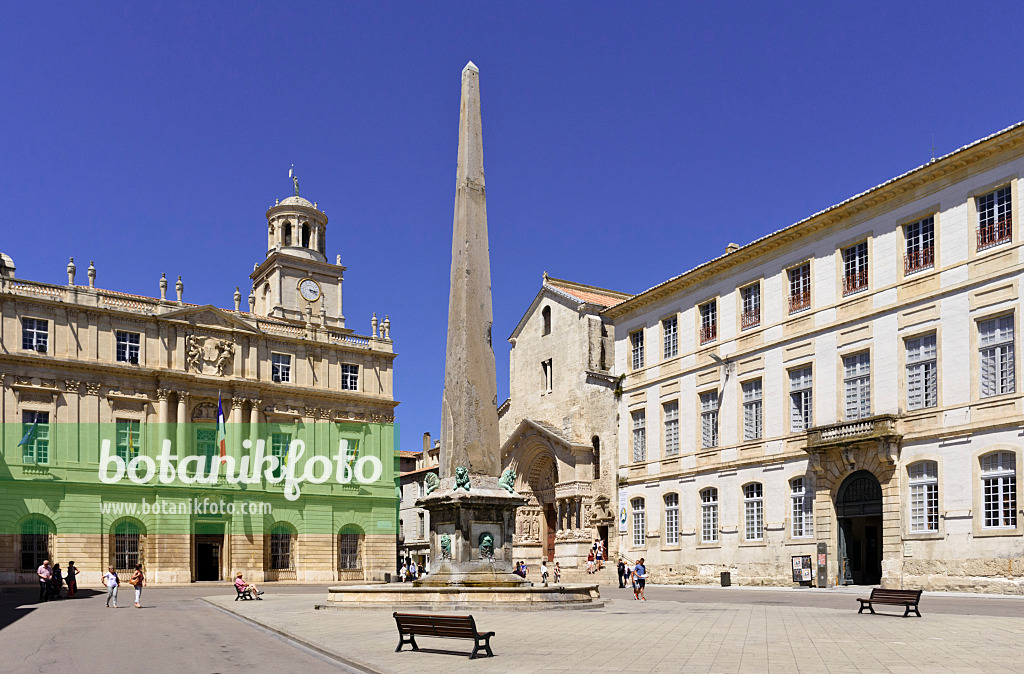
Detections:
[553, 562, 616, 585]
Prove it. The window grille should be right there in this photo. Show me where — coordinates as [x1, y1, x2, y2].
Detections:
[977, 186, 1012, 251]
[339, 532, 361, 569]
[904, 216, 935, 274]
[788, 263, 811, 313]
[699, 301, 717, 344]
[842, 242, 869, 295]
[270, 526, 291, 569]
[113, 520, 141, 573]
[740, 284, 761, 329]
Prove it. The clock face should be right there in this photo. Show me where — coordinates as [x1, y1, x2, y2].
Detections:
[298, 279, 321, 302]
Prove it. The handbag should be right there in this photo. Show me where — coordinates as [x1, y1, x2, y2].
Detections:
[129, 575, 138, 586]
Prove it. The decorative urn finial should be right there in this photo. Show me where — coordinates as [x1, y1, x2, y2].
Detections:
[66, 257, 76, 286]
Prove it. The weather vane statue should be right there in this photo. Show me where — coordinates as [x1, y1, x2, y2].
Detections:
[289, 164, 299, 196]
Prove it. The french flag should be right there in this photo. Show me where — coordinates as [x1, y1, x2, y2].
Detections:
[217, 392, 227, 458]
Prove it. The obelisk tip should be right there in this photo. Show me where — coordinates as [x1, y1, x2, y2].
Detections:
[463, 61, 479, 75]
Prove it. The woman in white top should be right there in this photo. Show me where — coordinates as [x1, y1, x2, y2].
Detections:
[102, 566, 119, 608]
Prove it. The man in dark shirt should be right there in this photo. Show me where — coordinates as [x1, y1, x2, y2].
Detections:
[617, 559, 626, 588]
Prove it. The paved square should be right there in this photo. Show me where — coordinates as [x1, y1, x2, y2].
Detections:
[202, 585, 1024, 673]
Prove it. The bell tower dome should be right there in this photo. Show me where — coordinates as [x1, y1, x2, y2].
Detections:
[249, 169, 346, 327]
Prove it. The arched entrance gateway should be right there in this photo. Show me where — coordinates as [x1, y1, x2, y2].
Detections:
[836, 470, 883, 585]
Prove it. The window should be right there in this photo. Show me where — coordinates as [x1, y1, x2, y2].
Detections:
[631, 410, 646, 462]
[631, 498, 645, 547]
[630, 330, 645, 370]
[977, 185, 1012, 251]
[21, 411, 49, 464]
[270, 432, 291, 479]
[116, 419, 140, 462]
[417, 513, 425, 539]
[341, 363, 359, 391]
[908, 462, 939, 533]
[906, 334, 938, 410]
[842, 241, 869, 296]
[22, 318, 48, 352]
[20, 519, 50, 571]
[699, 300, 717, 344]
[700, 391, 719, 448]
[788, 263, 811, 313]
[700, 488, 719, 543]
[113, 520, 141, 571]
[980, 316, 1015, 397]
[271, 353, 292, 383]
[742, 379, 763, 441]
[791, 478, 813, 538]
[301, 223, 311, 248]
[904, 216, 935, 274]
[740, 283, 760, 329]
[541, 359, 553, 393]
[743, 483, 764, 542]
[664, 493, 679, 545]
[283, 223, 293, 246]
[663, 316, 678, 359]
[339, 531, 362, 569]
[592, 436, 601, 480]
[843, 352, 871, 420]
[663, 401, 679, 456]
[789, 367, 813, 432]
[981, 452, 1017, 529]
[270, 525, 292, 569]
[116, 331, 140, 364]
[542, 306, 551, 335]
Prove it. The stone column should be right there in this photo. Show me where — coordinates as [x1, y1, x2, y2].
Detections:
[248, 399, 261, 451]
[176, 391, 189, 455]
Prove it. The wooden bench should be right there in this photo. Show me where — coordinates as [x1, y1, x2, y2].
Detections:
[393, 612, 495, 659]
[857, 588, 922, 617]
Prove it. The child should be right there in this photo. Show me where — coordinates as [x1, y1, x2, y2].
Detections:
[553, 562, 561, 584]
[540, 560, 549, 585]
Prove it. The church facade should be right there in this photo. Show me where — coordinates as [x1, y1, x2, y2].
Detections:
[606, 122, 1024, 593]
[0, 187, 398, 585]
[499, 275, 630, 571]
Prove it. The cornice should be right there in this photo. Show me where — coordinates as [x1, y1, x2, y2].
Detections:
[603, 122, 1024, 320]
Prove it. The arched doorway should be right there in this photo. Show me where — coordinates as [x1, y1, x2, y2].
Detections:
[836, 470, 883, 585]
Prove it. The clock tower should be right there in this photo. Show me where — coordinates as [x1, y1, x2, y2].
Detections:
[250, 178, 346, 328]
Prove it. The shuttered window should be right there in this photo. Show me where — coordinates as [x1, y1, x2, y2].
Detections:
[742, 379, 762, 440]
[843, 352, 871, 420]
[979, 316, 1015, 397]
[663, 401, 679, 456]
[908, 462, 939, 533]
[632, 498, 646, 547]
[906, 334, 938, 410]
[791, 478, 813, 538]
[631, 410, 646, 462]
[981, 452, 1017, 529]
[700, 391, 719, 448]
[789, 367, 813, 432]
[664, 493, 679, 545]
[700, 488, 719, 543]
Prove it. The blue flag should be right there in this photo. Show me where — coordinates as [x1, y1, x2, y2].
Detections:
[18, 422, 38, 446]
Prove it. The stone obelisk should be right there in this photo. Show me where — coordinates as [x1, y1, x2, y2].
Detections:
[417, 62, 527, 586]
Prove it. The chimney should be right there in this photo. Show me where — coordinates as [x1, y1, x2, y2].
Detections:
[725, 243, 740, 254]
[422, 432, 432, 453]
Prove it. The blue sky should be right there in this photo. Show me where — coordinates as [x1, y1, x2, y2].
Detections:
[3, 2, 1024, 449]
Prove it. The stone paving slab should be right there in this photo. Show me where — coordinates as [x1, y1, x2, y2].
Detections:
[202, 592, 1024, 673]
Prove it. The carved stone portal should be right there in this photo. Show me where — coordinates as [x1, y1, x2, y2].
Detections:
[185, 334, 236, 376]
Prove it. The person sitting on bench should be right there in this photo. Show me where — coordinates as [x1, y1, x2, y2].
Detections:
[235, 573, 262, 599]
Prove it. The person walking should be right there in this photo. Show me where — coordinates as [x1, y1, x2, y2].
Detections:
[103, 566, 120, 608]
[129, 564, 145, 608]
[633, 557, 648, 601]
[553, 562, 561, 584]
[617, 559, 626, 588]
[399, 562, 408, 582]
[586, 550, 595, 574]
[36, 559, 52, 602]
[540, 560, 549, 585]
[65, 561, 78, 598]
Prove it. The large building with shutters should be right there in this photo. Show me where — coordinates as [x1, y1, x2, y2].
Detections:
[605, 121, 1024, 593]
[0, 186, 399, 585]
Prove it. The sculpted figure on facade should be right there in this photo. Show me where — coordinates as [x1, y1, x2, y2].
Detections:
[185, 334, 236, 376]
[454, 466, 471, 492]
[498, 468, 516, 493]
